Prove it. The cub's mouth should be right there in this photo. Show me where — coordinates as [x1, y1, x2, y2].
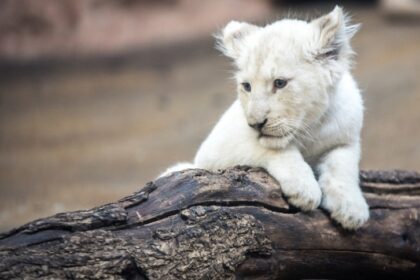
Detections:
[259, 129, 294, 139]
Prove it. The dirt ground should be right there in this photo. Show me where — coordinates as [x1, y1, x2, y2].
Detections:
[0, 7, 419, 231]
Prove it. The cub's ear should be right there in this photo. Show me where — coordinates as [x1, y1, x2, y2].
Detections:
[215, 21, 260, 60]
[311, 6, 360, 60]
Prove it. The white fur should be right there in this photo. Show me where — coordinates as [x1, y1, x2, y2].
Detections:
[161, 7, 369, 229]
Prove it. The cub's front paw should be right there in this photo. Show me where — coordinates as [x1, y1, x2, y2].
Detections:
[322, 188, 369, 230]
[280, 175, 322, 211]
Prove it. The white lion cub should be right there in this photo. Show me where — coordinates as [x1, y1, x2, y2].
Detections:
[162, 7, 369, 230]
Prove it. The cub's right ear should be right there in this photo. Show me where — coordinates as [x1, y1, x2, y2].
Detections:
[215, 21, 259, 60]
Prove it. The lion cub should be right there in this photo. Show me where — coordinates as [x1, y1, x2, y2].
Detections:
[163, 7, 369, 229]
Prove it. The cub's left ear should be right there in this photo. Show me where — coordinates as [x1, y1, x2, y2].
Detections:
[311, 6, 360, 60]
[215, 21, 260, 60]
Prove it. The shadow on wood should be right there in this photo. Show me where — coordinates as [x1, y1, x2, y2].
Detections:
[1, 167, 420, 279]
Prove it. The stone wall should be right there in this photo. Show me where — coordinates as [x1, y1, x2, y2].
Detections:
[0, 0, 269, 61]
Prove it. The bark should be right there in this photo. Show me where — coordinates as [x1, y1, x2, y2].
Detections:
[0, 167, 419, 279]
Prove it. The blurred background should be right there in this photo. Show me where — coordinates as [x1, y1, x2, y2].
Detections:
[0, 0, 419, 231]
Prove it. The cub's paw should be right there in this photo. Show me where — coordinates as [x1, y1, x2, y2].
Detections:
[281, 175, 322, 211]
[322, 188, 369, 230]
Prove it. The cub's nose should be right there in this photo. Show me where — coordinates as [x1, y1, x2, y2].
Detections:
[249, 119, 267, 131]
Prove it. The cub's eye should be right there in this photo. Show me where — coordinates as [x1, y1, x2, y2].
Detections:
[241, 82, 251, 92]
[274, 79, 287, 90]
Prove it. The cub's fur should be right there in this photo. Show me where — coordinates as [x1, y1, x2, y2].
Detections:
[162, 7, 369, 229]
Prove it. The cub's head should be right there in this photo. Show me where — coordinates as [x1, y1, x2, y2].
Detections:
[217, 6, 359, 149]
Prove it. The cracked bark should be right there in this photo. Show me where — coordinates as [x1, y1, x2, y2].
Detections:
[1, 167, 420, 279]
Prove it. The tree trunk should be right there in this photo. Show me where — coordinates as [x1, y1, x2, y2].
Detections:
[1, 167, 419, 279]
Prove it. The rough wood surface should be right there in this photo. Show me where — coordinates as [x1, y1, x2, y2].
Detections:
[1, 167, 420, 279]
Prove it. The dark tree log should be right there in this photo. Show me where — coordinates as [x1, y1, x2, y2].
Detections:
[1, 167, 420, 279]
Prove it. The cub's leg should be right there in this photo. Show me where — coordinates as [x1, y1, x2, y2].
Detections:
[265, 145, 322, 211]
[317, 144, 369, 229]
[159, 162, 195, 178]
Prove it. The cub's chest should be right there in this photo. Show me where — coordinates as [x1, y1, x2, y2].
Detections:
[299, 120, 346, 165]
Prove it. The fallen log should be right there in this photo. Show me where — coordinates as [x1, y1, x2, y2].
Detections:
[0, 167, 419, 279]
